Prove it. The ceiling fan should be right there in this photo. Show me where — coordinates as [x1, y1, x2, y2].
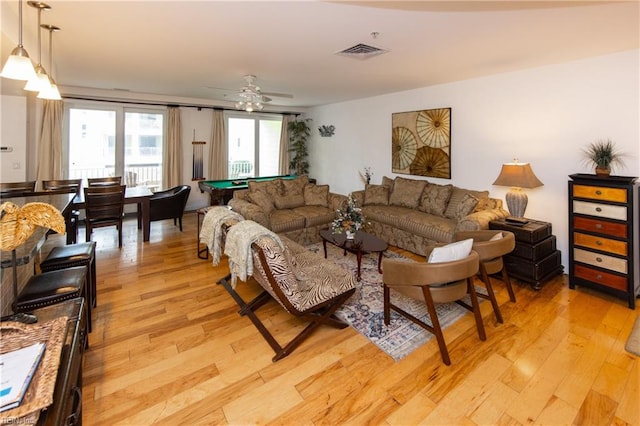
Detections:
[207, 75, 293, 111]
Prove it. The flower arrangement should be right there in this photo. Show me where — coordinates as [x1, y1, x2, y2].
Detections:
[332, 193, 366, 238]
[360, 167, 373, 185]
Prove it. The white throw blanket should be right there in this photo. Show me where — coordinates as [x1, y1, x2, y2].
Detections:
[199, 206, 244, 266]
[224, 220, 284, 288]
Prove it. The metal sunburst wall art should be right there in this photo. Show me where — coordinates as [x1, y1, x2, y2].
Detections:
[391, 107, 451, 179]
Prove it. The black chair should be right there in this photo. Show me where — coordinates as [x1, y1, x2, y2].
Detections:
[87, 176, 122, 187]
[43, 179, 83, 244]
[0, 181, 36, 198]
[149, 185, 191, 231]
[84, 185, 126, 247]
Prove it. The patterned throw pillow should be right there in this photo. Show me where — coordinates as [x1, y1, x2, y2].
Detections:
[388, 177, 427, 208]
[281, 176, 309, 196]
[381, 176, 395, 191]
[303, 184, 329, 207]
[248, 190, 275, 213]
[363, 184, 389, 206]
[274, 194, 305, 209]
[444, 187, 489, 219]
[248, 179, 283, 197]
[454, 193, 479, 221]
[419, 184, 453, 216]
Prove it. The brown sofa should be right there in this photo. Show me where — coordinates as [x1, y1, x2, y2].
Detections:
[228, 176, 347, 246]
[350, 176, 510, 256]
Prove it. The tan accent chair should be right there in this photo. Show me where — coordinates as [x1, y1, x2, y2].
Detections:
[383, 249, 485, 365]
[455, 230, 517, 322]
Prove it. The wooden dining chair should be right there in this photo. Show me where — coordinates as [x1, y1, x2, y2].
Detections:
[84, 185, 126, 247]
[43, 179, 83, 244]
[87, 176, 122, 187]
[0, 181, 36, 198]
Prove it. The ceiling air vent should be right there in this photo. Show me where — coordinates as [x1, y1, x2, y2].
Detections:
[336, 43, 387, 60]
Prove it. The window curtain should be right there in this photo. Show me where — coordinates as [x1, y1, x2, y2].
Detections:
[162, 106, 183, 190]
[208, 110, 227, 180]
[278, 115, 293, 175]
[36, 99, 64, 184]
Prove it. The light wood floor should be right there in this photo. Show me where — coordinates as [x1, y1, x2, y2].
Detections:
[43, 212, 639, 425]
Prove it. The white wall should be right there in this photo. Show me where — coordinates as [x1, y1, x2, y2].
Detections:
[0, 95, 27, 181]
[307, 49, 640, 270]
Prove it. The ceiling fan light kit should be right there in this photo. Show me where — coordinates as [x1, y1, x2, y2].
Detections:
[235, 75, 269, 112]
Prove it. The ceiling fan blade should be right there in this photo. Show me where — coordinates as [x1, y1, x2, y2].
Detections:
[262, 91, 294, 99]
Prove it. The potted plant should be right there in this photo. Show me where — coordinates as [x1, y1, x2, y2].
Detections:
[583, 139, 626, 177]
[288, 117, 311, 176]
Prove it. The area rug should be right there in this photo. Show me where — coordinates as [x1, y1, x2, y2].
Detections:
[306, 243, 474, 361]
[625, 316, 640, 357]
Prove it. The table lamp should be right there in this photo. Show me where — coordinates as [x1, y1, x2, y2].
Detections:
[492, 160, 543, 221]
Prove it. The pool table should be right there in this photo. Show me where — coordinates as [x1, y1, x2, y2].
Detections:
[198, 175, 304, 206]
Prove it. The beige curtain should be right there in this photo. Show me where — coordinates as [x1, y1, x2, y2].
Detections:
[278, 115, 293, 175]
[162, 106, 183, 190]
[208, 110, 227, 180]
[36, 99, 64, 184]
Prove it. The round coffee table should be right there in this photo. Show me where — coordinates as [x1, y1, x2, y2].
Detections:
[319, 229, 388, 281]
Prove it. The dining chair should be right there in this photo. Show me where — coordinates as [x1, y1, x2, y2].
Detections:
[0, 181, 37, 198]
[84, 185, 126, 247]
[43, 179, 83, 244]
[87, 176, 122, 187]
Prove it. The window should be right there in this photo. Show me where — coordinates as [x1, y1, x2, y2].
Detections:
[64, 102, 165, 190]
[225, 113, 282, 179]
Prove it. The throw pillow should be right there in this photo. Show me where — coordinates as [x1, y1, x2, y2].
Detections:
[281, 176, 309, 196]
[427, 238, 473, 263]
[475, 197, 501, 212]
[490, 232, 504, 241]
[388, 177, 427, 208]
[363, 184, 389, 206]
[274, 194, 305, 209]
[444, 187, 489, 219]
[248, 179, 283, 197]
[303, 184, 329, 207]
[381, 175, 395, 191]
[419, 183, 453, 216]
[248, 190, 275, 214]
[454, 193, 479, 221]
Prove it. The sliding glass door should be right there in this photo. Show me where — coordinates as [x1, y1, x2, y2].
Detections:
[65, 103, 165, 189]
[226, 113, 282, 178]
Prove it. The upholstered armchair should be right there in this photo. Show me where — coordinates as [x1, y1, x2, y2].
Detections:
[149, 185, 191, 231]
[383, 248, 485, 365]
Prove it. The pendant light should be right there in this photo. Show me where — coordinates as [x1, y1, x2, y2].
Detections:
[37, 24, 61, 100]
[1, 0, 37, 80]
[24, 1, 52, 92]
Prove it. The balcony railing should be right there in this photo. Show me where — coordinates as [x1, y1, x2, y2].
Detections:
[70, 163, 162, 190]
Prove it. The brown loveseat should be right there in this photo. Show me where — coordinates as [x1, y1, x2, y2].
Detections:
[228, 176, 347, 246]
[351, 176, 510, 256]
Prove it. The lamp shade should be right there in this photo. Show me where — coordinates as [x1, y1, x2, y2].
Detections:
[0, 47, 37, 81]
[492, 162, 543, 189]
[492, 162, 543, 218]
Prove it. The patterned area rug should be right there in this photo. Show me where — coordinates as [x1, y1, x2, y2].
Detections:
[306, 243, 473, 361]
[625, 316, 640, 356]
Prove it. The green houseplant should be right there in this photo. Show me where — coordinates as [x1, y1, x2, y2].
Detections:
[583, 139, 626, 177]
[288, 118, 311, 176]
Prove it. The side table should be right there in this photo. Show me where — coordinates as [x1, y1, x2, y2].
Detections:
[489, 218, 563, 290]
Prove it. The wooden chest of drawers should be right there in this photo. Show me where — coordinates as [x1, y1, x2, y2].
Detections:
[568, 173, 639, 309]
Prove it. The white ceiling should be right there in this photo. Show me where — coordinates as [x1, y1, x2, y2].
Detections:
[1, 1, 638, 110]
